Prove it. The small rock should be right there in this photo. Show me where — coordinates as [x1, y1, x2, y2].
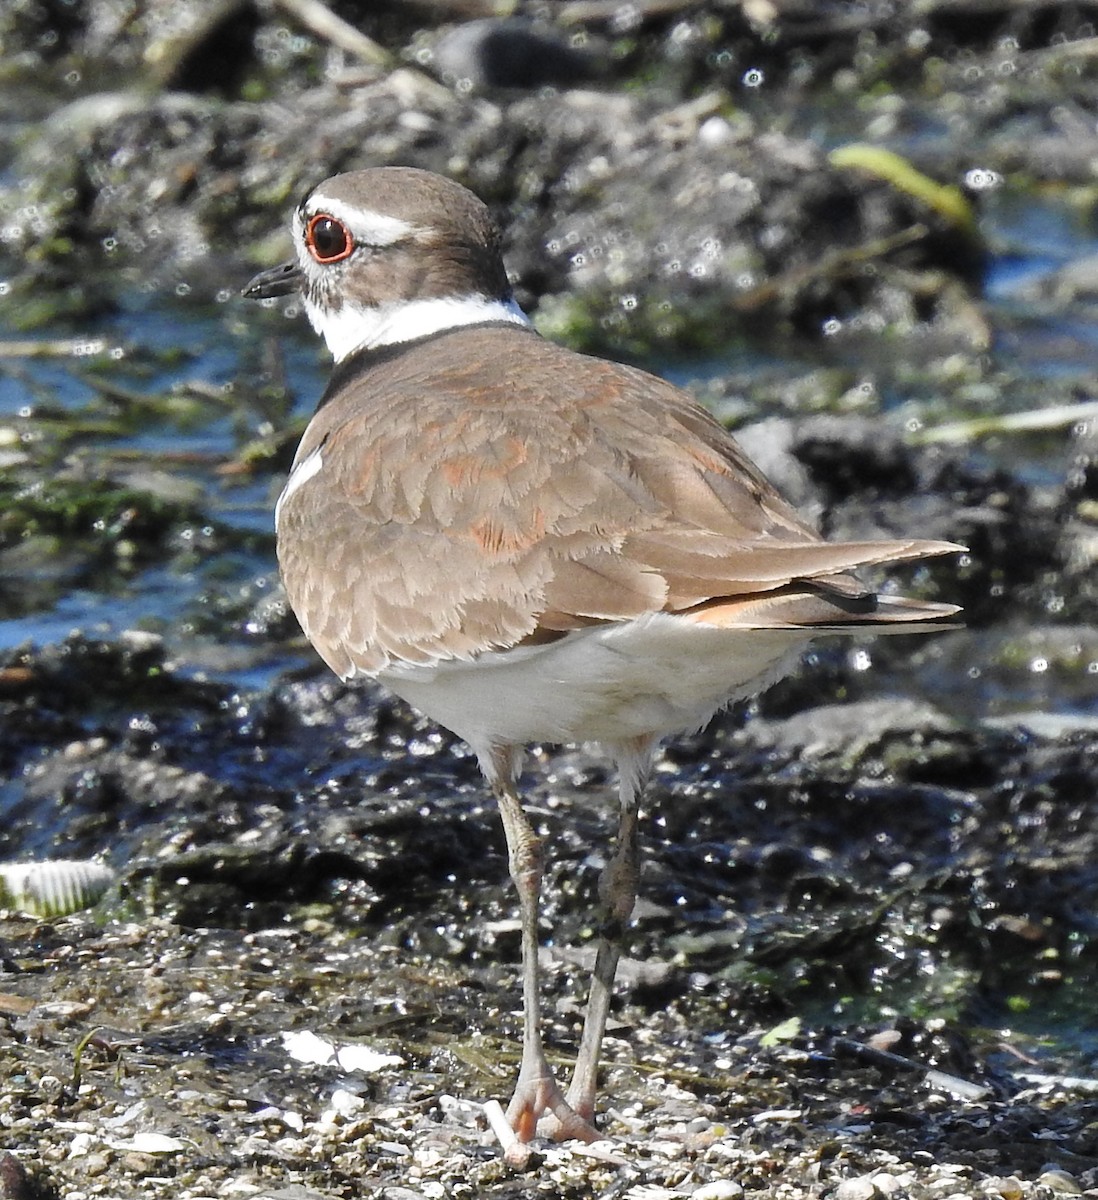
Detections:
[835, 1176, 880, 1200]
[1036, 1169, 1080, 1194]
[693, 1183, 744, 1200]
[81, 1155, 110, 1178]
[433, 18, 598, 91]
[986, 1178, 1024, 1200]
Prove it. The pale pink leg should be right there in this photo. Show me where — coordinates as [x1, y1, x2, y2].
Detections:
[548, 737, 655, 1131]
[486, 750, 599, 1159]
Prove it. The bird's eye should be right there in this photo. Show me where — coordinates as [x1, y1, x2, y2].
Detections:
[305, 214, 353, 263]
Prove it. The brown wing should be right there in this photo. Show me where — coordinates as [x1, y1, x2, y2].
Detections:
[276, 325, 959, 677]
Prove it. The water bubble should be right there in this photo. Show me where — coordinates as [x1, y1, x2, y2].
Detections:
[850, 648, 872, 672]
[175, 282, 191, 297]
[620, 294, 637, 311]
[742, 67, 764, 88]
[1029, 657, 1048, 674]
[822, 317, 842, 337]
[964, 167, 1002, 190]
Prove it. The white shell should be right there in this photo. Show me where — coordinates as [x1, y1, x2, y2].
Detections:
[0, 860, 115, 917]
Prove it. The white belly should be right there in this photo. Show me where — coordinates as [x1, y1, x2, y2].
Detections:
[377, 612, 812, 752]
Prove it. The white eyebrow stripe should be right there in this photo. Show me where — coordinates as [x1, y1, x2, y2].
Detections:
[275, 445, 324, 528]
[303, 194, 418, 247]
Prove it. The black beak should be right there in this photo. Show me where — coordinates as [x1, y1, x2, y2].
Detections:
[242, 260, 303, 300]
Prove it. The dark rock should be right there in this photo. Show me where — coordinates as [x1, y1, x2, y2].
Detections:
[433, 18, 600, 91]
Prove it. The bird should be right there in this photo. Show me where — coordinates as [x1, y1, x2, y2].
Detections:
[243, 166, 962, 1157]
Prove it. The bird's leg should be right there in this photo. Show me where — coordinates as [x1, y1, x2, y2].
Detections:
[486, 749, 599, 1154]
[566, 734, 652, 1118]
[559, 737, 655, 1129]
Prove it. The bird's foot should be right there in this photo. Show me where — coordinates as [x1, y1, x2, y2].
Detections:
[501, 1075, 599, 1165]
[537, 1101, 599, 1144]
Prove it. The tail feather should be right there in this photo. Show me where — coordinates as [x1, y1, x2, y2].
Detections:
[681, 587, 961, 631]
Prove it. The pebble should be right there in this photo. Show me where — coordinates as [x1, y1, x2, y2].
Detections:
[835, 1176, 880, 1200]
[985, 1177, 1024, 1200]
[82, 1155, 110, 1177]
[693, 1183, 744, 1200]
[1035, 1170, 1080, 1194]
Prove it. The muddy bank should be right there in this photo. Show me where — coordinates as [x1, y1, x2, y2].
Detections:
[2, 631, 1098, 1197]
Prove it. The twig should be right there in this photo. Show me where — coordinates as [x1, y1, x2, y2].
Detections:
[483, 1098, 515, 1146]
[272, 0, 392, 66]
[912, 399, 1098, 445]
[832, 1036, 992, 1101]
[733, 224, 929, 313]
[1015, 1071, 1098, 1094]
[557, 0, 703, 24]
[0, 338, 114, 359]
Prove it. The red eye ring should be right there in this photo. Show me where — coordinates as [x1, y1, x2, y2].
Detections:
[305, 213, 354, 264]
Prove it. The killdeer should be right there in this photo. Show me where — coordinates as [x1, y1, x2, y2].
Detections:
[244, 167, 962, 1157]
